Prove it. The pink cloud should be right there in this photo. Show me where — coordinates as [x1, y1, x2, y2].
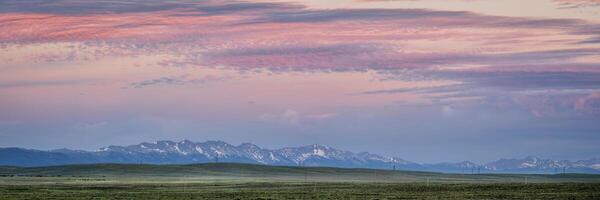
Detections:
[1, 0, 599, 119]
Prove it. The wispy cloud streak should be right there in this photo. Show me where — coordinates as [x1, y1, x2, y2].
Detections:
[1, 0, 599, 118]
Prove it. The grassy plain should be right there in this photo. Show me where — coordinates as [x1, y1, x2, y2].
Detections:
[1, 163, 599, 199]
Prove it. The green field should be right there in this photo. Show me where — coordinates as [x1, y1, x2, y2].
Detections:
[1, 163, 600, 199]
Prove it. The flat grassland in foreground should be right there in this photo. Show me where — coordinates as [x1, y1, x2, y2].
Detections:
[1, 163, 599, 199]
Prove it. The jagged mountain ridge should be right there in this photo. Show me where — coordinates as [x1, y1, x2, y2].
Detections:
[97, 140, 416, 168]
[0, 140, 599, 174]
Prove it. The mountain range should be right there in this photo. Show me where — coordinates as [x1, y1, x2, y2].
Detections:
[1, 140, 598, 174]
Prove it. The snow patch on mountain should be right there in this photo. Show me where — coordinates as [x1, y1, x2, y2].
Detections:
[3, 140, 598, 174]
[195, 146, 203, 154]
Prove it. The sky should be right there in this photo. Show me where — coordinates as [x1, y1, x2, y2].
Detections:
[0, 0, 599, 163]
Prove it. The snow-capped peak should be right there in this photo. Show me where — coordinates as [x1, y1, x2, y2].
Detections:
[84, 140, 600, 174]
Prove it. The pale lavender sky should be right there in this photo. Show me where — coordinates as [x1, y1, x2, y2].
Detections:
[0, 0, 599, 163]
